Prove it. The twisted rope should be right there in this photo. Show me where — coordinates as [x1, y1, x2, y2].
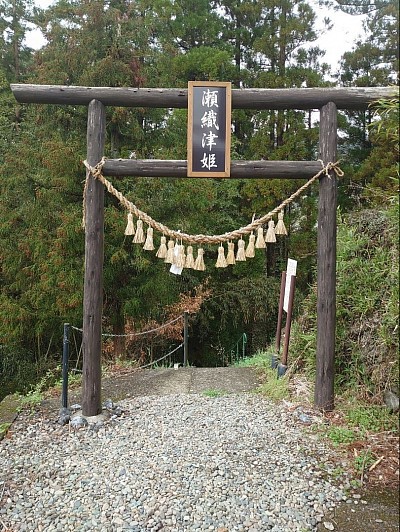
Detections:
[136, 343, 184, 370]
[70, 315, 183, 338]
[83, 158, 343, 245]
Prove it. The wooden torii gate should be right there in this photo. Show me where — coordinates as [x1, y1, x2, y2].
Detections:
[11, 84, 393, 416]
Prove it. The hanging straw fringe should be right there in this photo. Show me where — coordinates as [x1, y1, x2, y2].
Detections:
[275, 210, 287, 236]
[133, 218, 145, 244]
[124, 211, 135, 236]
[156, 236, 167, 258]
[194, 248, 205, 271]
[236, 238, 246, 261]
[143, 226, 155, 250]
[175, 244, 186, 268]
[165, 239, 175, 264]
[215, 245, 228, 268]
[83, 158, 343, 244]
[245, 233, 255, 258]
[226, 242, 236, 265]
[265, 220, 276, 243]
[185, 246, 195, 268]
[255, 226, 266, 248]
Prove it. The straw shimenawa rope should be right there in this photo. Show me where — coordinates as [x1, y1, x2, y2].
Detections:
[82, 158, 343, 244]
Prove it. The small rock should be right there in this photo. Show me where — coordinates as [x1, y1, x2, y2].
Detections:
[70, 415, 88, 429]
[383, 389, 399, 413]
[70, 404, 81, 412]
[112, 406, 124, 417]
[103, 398, 114, 410]
[58, 414, 70, 426]
[323, 521, 335, 530]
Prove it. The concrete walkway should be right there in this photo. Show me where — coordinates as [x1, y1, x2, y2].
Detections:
[39, 366, 262, 415]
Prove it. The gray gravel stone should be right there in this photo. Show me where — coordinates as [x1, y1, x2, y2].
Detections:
[0, 394, 345, 531]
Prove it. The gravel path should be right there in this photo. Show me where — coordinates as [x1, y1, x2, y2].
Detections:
[0, 393, 348, 532]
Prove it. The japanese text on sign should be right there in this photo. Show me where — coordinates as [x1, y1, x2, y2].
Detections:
[187, 82, 231, 177]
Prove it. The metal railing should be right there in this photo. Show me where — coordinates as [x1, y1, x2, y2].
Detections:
[61, 312, 189, 407]
[228, 333, 248, 365]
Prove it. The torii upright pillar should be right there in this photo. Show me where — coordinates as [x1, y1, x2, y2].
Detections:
[82, 99, 106, 416]
[315, 102, 337, 411]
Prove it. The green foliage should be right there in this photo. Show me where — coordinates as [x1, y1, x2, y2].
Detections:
[202, 389, 228, 398]
[326, 426, 357, 446]
[258, 368, 289, 401]
[353, 449, 375, 474]
[0, 344, 49, 401]
[242, 349, 291, 400]
[18, 388, 44, 411]
[0, 422, 11, 440]
[191, 275, 281, 367]
[345, 405, 399, 433]
[52, 370, 82, 391]
[290, 201, 399, 397]
[16, 365, 83, 408]
[234, 350, 272, 368]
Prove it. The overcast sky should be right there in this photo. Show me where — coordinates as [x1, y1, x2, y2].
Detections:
[25, 0, 366, 73]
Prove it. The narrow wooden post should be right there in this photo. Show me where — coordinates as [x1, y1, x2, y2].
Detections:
[183, 312, 189, 367]
[281, 275, 296, 367]
[315, 102, 337, 411]
[82, 99, 106, 417]
[61, 323, 70, 409]
[275, 271, 286, 352]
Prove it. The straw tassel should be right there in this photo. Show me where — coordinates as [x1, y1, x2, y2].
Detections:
[255, 226, 266, 248]
[265, 220, 276, 243]
[176, 244, 186, 269]
[236, 238, 246, 261]
[143, 226, 154, 251]
[245, 233, 255, 258]
[164, 239, 175, 264]
[226, 242, 236, 265]
[185, 246, 195, 269]
[194, 248, 206, 271]
[215, 244, 228, 268]
[133, 218, 145, 244]
[124, 211, 135, 236]
[275, 210, 288, 236]
[156, 236, 167, 259]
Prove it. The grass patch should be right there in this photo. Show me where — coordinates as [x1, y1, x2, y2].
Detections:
[18, 388, 44, 411]
[202, 389, 228, 398]
[17, 366, 82, 409]
[0, 422, 11, 439]
[234, 350, 272, 369]
[354, 449, 375, 474]
[326, 426, 357, 446]
[233, 349, 289, 401]
[258, 368, 289, 401]
[345, 404, 399, 433]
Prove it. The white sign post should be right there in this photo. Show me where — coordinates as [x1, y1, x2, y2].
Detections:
[283, 258, 297, 312]
[274, 258, 298, 377]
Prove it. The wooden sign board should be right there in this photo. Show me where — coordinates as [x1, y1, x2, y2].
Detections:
[187, 81, 232, 177]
